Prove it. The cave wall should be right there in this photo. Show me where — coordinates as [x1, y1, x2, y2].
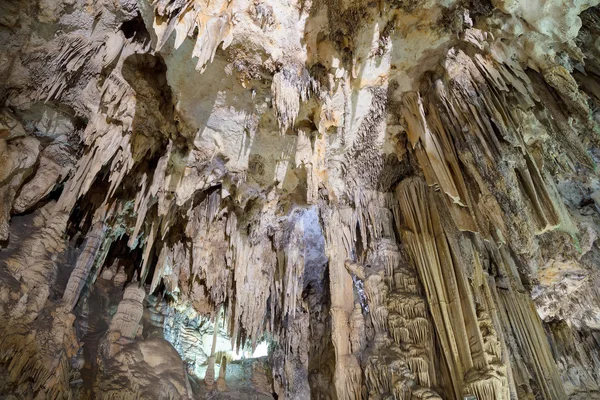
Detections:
[2, 0, 600, 398]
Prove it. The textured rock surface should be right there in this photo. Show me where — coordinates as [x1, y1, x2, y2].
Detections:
[2, 0, 600, 398]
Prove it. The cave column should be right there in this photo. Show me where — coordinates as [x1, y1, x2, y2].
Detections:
[324, 207, 363, 400]
[63, 205, 110, 310]
[396, 178, 510, 399]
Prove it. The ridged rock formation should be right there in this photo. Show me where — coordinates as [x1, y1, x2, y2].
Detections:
[2, 0, 600, 398]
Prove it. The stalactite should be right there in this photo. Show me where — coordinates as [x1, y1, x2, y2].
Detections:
[431, 48, 566, 247]
[271, 64, 318, 132]
[39, 35, 103, 103]
[152, 0, 233, 72]
[396, 178, 510, 399]
[2, 0, 600, 398]
[185, 190, 229, 306]
[57, 119, 129, 214]
[229, 226, 277, 348]
[401, 91, 465, 207]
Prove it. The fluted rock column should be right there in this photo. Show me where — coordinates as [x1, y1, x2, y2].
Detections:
[396, 178, 510, 400]
[324, 208, 363, 400]
[63, 216, 107, 310]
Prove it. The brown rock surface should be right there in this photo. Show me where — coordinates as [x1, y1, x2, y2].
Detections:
[2, 0, 600, 398]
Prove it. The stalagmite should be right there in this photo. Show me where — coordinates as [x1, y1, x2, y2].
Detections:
[349, 303, 366, 353]
[216, 356, 228, 391]
[108, 284, 146, 340]
[204, 308, 221, 389]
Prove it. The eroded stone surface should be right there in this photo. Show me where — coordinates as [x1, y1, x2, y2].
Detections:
[2, 0, 600, 398]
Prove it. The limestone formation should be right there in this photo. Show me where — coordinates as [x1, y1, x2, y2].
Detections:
[204, 310, 221, 389]
[216, 356, 228, 391]
[2, 0, 600, 398]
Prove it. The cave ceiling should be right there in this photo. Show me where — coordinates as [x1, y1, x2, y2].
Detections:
[2, 0, 600, 398]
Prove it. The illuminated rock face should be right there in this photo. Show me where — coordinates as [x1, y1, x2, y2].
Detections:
[2, 0, 600, 398]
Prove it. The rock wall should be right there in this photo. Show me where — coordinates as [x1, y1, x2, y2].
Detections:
[2, 0, 600, 398]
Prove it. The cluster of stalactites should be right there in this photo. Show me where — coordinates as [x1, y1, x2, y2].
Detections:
[396, 178, 510, 399]
[400, 48, 568, 250]
[321, 187, 442, 400]
[271, 64, 319, 132]
[16, 21, 319, 372]
[153, 0, 233, 72]
[394, 174, 572, 399]
[3, 1, 599, 398]
[389, 35, 600, 399]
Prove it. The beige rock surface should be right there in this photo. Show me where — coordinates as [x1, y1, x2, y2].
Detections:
[2, 0, 600, 398]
